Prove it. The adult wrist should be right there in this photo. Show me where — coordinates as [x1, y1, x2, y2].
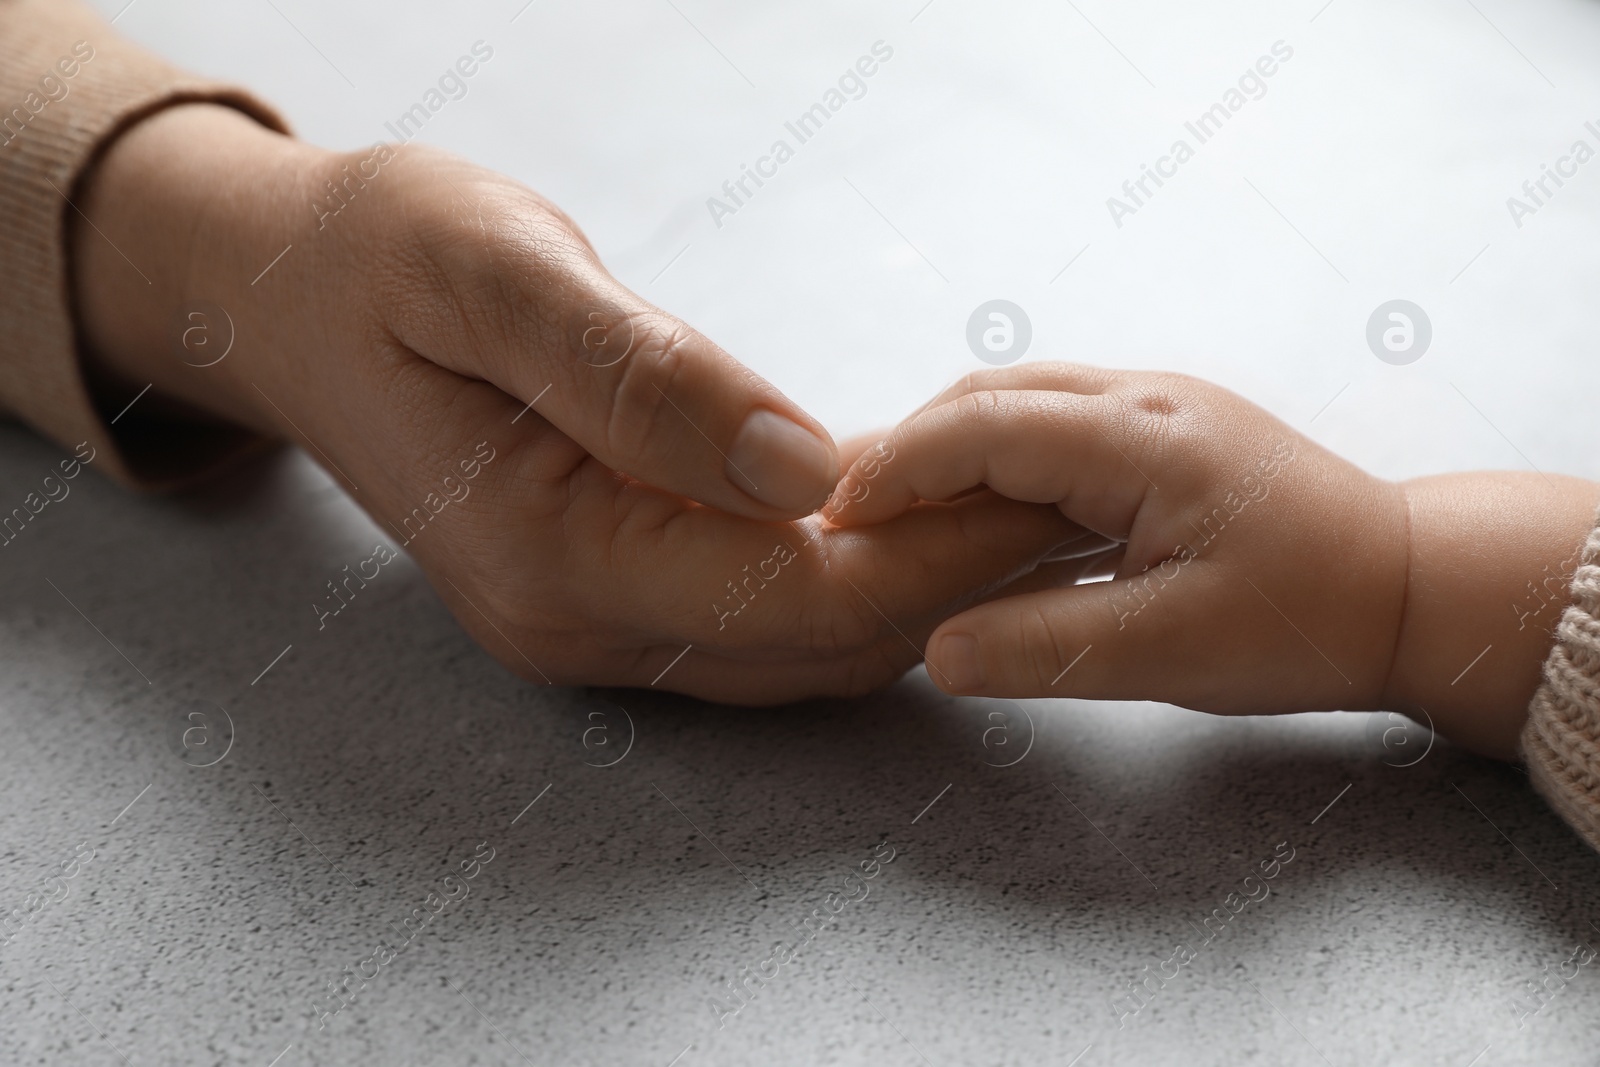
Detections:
[71, 102, 325, 438]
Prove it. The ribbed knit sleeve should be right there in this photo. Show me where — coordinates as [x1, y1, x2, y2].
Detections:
[1523, 513, 1600, 852]
[0, 0, 286, 485]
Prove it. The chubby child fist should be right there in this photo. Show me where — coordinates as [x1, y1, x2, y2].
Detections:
[824, 363, 1600, 759]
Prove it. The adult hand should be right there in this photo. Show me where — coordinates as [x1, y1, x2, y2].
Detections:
[71, 104, 1083, 702]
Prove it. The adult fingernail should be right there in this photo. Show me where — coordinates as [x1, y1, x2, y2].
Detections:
[726, 408, 836, 513]
[930, 632, 985, 692]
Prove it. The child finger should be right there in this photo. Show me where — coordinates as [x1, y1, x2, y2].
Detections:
[899, 361, 1125, 426]
[823, 388, 1153, 536]
[920, 568, 1220, 700]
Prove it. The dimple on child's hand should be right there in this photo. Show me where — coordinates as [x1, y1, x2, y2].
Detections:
[825, 363, 1413, 715]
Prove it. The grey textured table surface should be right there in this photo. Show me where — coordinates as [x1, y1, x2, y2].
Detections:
[6, 0, 1600, 1064]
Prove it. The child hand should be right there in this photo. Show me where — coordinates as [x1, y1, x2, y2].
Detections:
[825, 363, 1600, 758]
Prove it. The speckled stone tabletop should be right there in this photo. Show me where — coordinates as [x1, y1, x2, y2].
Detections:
[6, 1, 1600, 1064]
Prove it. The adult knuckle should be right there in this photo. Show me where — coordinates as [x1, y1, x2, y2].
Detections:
[604, 321, 695, 463]
[384, 183, 591, 355]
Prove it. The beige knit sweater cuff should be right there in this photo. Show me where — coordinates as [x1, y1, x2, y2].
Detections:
[1523, 511, 1600, 851]
[0, 0, 287, 486]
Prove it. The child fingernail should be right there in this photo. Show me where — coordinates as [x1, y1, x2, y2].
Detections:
[931, 633, 984, 692]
